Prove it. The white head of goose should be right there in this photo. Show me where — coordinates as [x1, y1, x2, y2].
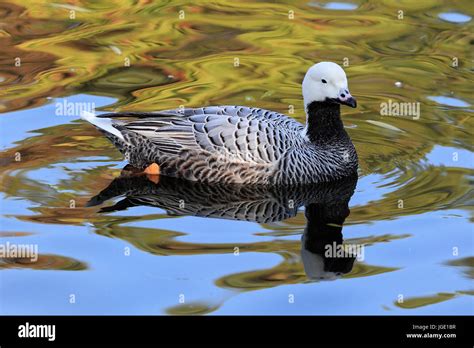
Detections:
[81, 61, 358, 185]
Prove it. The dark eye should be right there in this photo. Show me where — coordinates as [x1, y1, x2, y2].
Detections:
[321, 79, 327, 84]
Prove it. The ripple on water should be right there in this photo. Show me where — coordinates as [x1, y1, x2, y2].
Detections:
[438, 12, 472, 24]
[307, 2, 358, 10]
[427, 96, 470, 108]
[0, 254, 88, 271]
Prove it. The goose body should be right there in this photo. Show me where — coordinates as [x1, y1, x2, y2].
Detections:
[81, 62, 358, 185]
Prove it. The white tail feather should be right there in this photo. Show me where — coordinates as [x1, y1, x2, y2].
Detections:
[80, 111, 124, 141]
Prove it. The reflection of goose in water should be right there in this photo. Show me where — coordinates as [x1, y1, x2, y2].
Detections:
[88, 173, 358, 280]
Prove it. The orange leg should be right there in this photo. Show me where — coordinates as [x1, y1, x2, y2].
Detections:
[144, 163, 160, 175]
[143, 163, 160, 184]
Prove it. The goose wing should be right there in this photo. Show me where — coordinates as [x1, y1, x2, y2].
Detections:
[103, 106, 305, 164]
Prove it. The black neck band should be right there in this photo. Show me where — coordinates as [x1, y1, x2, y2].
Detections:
[305, 101, 347, 144]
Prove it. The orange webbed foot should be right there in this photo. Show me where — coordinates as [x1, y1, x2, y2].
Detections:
[144, 163, 160, 175]
[143, 163, 160, 184]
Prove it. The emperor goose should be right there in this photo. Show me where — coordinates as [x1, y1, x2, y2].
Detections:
[81, 62, 358, 185]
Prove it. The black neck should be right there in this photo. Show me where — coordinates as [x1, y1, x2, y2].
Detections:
[305, 101, 348, 144]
